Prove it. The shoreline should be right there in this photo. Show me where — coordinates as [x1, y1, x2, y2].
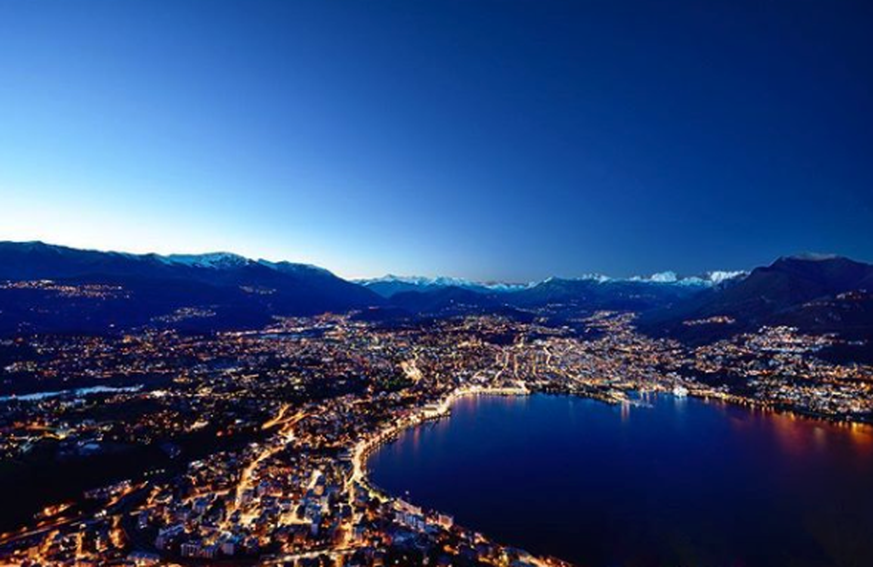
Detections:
[351, 382, 873, 564]
[352, 384, 532, 501]
[347, 384, 570, 566]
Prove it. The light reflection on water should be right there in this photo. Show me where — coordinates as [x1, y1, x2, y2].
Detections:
[370, 393, 873, 567]
[0, 384, 142, 403]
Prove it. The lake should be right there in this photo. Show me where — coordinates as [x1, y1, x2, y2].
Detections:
[368, 393, 873, 567]
[0, 384, 142, 403]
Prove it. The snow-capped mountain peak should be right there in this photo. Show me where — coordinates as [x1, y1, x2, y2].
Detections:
[629, 270, 746, 286]
[161, 252, 251, 269]
[640, 271, 679, 283]
[361, 268, 746, 297]
[704, 270, 747, 284]
[357, 275, 534, 297]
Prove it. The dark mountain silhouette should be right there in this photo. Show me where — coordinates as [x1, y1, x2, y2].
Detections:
[640, 255, 873, 346]
[2, 243, 870, 349]
[0, 241, 382, 334]
[506, 277, 705, 312]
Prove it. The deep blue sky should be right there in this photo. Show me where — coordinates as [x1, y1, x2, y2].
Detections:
[1, 1, 871, 280]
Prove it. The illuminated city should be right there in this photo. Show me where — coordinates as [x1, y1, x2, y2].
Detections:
[2, 1, 872, 565]
[1, 292, 872, 564]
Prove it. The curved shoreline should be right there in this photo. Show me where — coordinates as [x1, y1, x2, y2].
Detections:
[349, 385, 570, 566]
[354, 384, 873, 565]
[353, 384, 531, 500]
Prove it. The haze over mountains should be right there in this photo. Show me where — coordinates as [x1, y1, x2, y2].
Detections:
[0, 242, 871, 357]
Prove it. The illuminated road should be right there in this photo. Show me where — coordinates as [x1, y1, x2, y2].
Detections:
[261, 403, 292, 430]
[222, 408, 306, 529]
[0, 483, 144, 551]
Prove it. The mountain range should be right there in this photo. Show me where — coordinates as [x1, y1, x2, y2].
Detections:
[0, 241, 380, 334]
[356, 270, 745, 298]
[1, 242, 871, 358]
[639, 254, 873, 345]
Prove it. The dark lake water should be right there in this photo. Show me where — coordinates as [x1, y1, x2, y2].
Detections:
[368, 394, 873, 567]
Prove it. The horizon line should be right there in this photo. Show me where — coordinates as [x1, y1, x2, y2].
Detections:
[1, 238, 865, 285]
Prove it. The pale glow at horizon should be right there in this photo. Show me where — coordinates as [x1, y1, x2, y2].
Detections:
[1, 2, 870, 281]
[1, 181, 482, 281]
[1, 182, 381, 279]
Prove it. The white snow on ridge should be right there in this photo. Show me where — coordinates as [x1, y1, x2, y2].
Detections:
[632, 271, 679, 283]
[630, 270, 746, 286]
[157, 250, 748, 289]
[362, 269, 747, 291]
[161, 252, 250, 269]
[357, 275, 533, 292]
[158, 253, 334, 276]
[705, 270, 747, 284]
[544, 274, 612, 284]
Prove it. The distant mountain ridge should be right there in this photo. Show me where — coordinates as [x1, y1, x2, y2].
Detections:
[1, 242, 870, 350]
[0, 241, 336, 280]
[357, 275, 534, 298]
[0, 241, 381, 334]
[358, 269, 746, 298]
[639, 255, 873, 348]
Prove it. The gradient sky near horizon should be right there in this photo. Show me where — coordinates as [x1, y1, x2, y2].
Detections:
[1, 1, 871, 280]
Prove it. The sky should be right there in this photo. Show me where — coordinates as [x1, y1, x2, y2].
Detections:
[1, 1, 871, 281]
